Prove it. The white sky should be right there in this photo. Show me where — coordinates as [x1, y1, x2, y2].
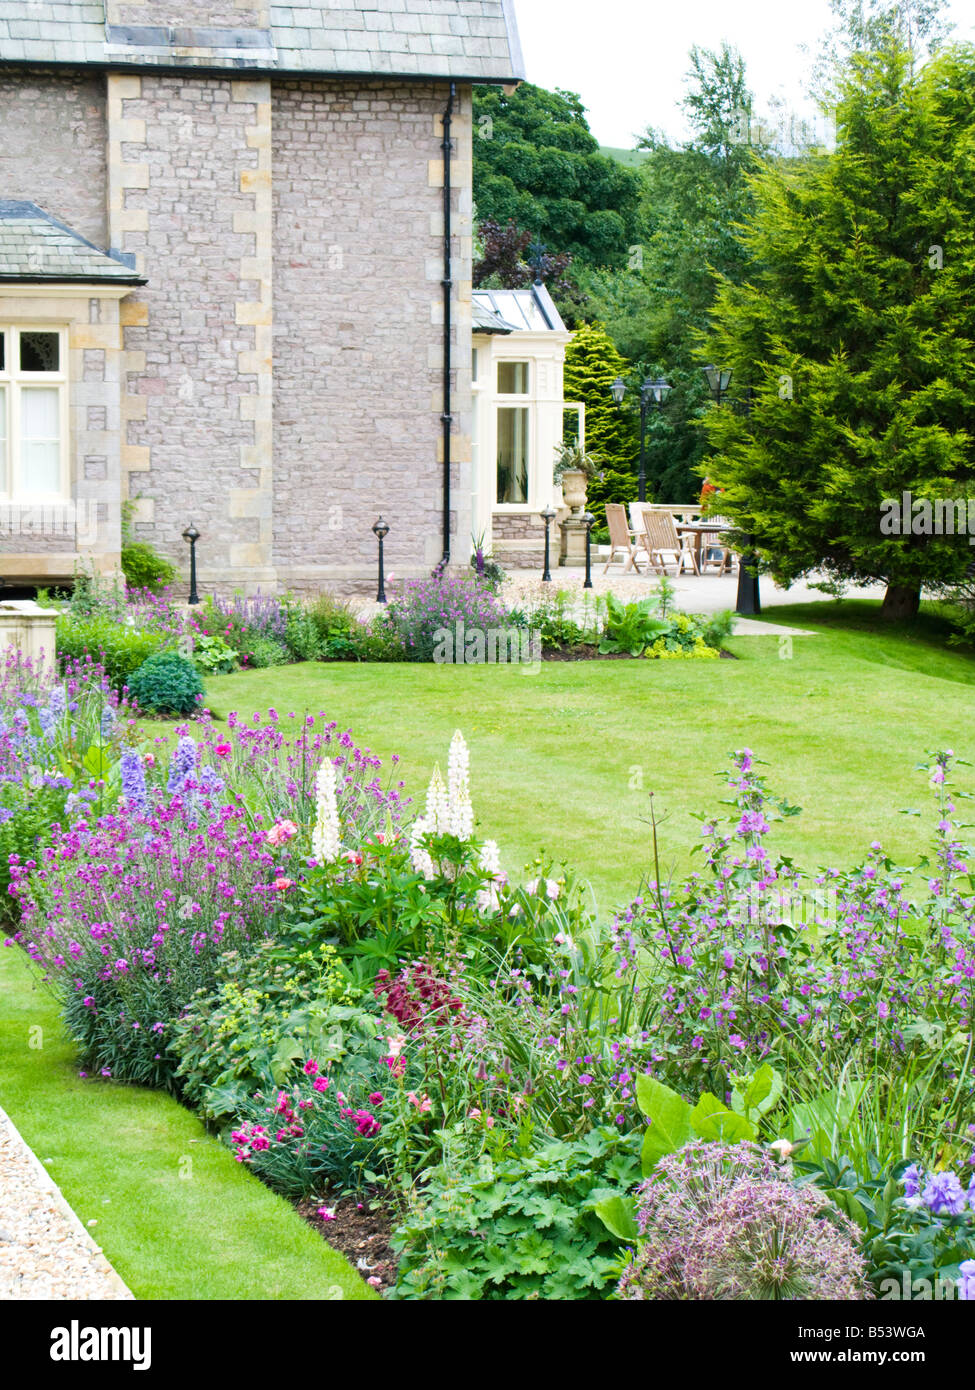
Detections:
[510, 0, 975, 148]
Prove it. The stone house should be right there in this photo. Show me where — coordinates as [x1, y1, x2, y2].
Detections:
[0, 1, 524, 594]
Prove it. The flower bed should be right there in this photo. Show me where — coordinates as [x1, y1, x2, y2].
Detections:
[1, 637, 973, 1301]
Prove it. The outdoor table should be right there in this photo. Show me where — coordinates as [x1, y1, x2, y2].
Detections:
[675, 521, 732, 569]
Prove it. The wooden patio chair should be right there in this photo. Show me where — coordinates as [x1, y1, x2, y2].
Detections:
[698, 515, 736, 574]
[603, 502, 648, 573]
[639, 508, 700, 576]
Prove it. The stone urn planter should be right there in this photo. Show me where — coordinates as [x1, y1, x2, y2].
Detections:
[559, 468, 588, 516]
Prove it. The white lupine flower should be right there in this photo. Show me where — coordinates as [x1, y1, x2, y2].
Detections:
[311, 760, 341, 864]
[425, 765, 450, 836]
[446, 730, 474, 841]
[476, 839, 506, 915]
[409, 815, 435, 878]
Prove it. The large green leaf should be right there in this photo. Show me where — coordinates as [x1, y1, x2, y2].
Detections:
[731, 1063, 784, 1120]
[594, 1194, 639, 1242]
[690, 1092, 755, 1143]
[635, 1075, 693, 1172]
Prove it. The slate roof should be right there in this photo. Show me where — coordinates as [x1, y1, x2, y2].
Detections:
[0, 2, 525, 81]
[0, 201, 145, 283]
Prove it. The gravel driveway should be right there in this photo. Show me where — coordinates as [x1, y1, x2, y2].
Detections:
[0, 1105, 133, 1300]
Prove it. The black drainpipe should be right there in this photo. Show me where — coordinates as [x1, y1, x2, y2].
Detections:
[441, 82, 456, 566]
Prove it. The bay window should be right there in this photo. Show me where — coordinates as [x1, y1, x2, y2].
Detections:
[0, 327, 68, 499]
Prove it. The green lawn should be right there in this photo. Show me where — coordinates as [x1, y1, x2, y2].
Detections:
[195, 601, 975, 912]
[0, 946, 372, 1301]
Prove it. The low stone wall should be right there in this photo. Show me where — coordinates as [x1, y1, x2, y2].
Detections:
[0, 601, 57, 677]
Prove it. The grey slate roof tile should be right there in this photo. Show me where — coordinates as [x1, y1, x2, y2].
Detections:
[0, 0, 525, 78]
[0, 201, 145, 283]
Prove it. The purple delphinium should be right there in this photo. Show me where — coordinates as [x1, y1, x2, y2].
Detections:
[959, 1260, 975, 1301]
[167, 735, 197, 794]
[120, 750, 148, 815]
[922, 1170, 968, 1217]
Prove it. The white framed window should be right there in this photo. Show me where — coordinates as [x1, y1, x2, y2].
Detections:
[496, 360, 533, 506]
[0, 326, 69, 500]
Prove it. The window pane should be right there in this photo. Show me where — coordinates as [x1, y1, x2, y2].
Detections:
[498, 361, 529, 394]
[20, 387, 60, 492]
[472, 347, 479, 383]
[0, 331, 5, 372]
[19, 331, 60, 373]
[497, 407, 529, 504]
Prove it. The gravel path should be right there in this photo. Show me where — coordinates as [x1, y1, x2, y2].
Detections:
[0, 1105, 133, 1300]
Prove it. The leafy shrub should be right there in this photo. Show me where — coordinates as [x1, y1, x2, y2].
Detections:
[56, 612, 167, 692]
[347, 618, 407, 662]
[127, 650, 204, 715]
[598, 594, 669, 656]
[192, 632, 238, 675]
[244, 634, 289, 669]
[617, 1141, 871, 1301]
[120, 541, 176, 594]
[391, 1128, 640, 1300]
[283, 602, 320, 662]
[308, 591, 360, 660]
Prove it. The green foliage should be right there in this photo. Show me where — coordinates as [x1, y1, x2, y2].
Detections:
[283, 602, 321, 663]
[701, 39, 975, 608]
[120, 542, 176, 595]
[57, 613, 167, 692]
[563, 324, 638, 477]
[595, 1066, 784, 1242]
[597, 594, 670, 655]
[171, 940, 372, 1124]
[243, 634, 289, 669]
[796, 1152, 975, 1296]
[391, 1128, 640, 1300]
[192, 632, 238, 675]
[472, 83, 641, 272]
[127, 649, 204, 715]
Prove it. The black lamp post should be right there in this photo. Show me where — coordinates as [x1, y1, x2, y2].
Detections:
[582, 510, 595, 590]
[540, 504, 556, 582]
[372, 516, 389, 604]
[181, 523, 200, 605]
[702, 366, 760, 615]
[611, 375, 671, 503]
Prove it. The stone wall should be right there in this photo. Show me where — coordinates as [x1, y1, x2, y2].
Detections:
[0, 65, 475, 594]
[271, 79, 472, 591]
[0, 69, 108, 250]
[109, 72, 275, 587]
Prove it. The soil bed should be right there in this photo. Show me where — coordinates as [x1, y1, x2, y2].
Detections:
[295, 1189, 398, 1294]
